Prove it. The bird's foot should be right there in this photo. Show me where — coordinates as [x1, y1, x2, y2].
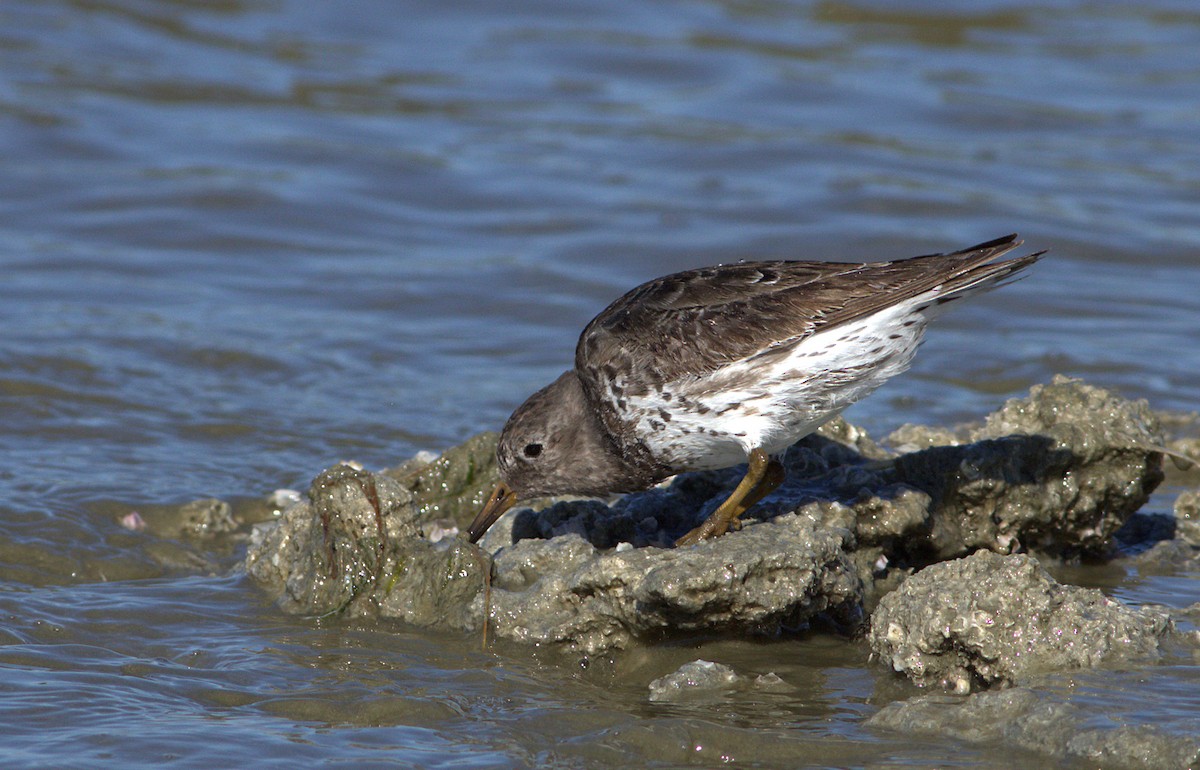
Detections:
[674, 448, 781, 548]
[674, 512, 741, 547]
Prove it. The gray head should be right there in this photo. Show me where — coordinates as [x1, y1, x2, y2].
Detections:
[466, 370, 628, 543]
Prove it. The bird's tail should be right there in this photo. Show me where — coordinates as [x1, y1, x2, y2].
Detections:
[926, 234, 1046, 307]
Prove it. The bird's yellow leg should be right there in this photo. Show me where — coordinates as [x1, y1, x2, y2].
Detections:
[731, 456, 785, 524]
[674, 448, 785, 547]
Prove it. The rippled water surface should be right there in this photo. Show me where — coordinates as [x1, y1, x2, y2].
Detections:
[3, 1, 1199, 766]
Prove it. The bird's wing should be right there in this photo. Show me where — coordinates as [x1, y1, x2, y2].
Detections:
[575, 234, 1041, 395]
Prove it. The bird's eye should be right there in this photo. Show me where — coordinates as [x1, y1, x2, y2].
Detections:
[523, 442, 543, 458]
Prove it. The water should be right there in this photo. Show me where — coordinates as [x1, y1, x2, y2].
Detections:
[2, 0, 1198, 766]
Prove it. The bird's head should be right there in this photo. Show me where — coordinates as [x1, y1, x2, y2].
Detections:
[466, 370, 629, 543]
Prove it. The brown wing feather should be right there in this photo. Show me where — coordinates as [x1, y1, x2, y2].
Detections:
[575, 234, 1042, 397]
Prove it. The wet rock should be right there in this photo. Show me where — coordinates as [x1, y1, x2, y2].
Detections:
[885, 422, 964, 452]
[113, 497, 246, 572]
[1175, 602, 1200, 632]
[125, 497, 240, 541]
[814, 415, 891, 460]
[868, 684, 1200, 770]
[375, 537, 488, 631]
[884, 376, 1164, 561]
[177, 498, 240, 539]
[485, 514, 862, 654]
[647, 660, 789, 703]
[243, 376, 1168, 661]
[244, 468, 860, 653]
[382, 432, 502, 530]
[869, 551, 1171, 692]
[244, 464, 487, 627]
[497, 376, 1161, 567]
[1129, 537, 1200, 577]
[1119, 493, 1200, 573]
[1173, 489, 1200, 546]
[648, 660, 741, 702]
[1158, 408, 1200, 478]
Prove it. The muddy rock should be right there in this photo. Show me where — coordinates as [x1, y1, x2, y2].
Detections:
[115, 497, 245, 572]
[243, 376, 1167, 661]
[868, 682, 1200, 770]
[1173, 489, 1200, 546]
[647, 660, 789, 703]
[244, 467, 862, 653]
[1129, 536, 1200, 579]
[868, 550, 1171, 692]
[382, 431, 502, 530]
[882, 376, 1164, 561]
[125, 497, 239, 541]
[244, 464, 487, 627]
[484, 513, 862, 654]
[494, 376, 1162, 568]
[648, 660, 742, 703]
[176, 498, 240, 539]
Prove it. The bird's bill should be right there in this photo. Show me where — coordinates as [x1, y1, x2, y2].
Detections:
[467, 482, 517, 543]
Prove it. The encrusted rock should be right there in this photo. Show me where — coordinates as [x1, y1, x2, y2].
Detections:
[869, 683, 1200, 770]
[647, 660, 789, 703]
[244, 464, 487, 628]
[1173, 489, 1200, 546]
[242, 377, 1170, 663]
[868, 550, 1171, 692]
[382, 431, 502, 530]
[648, 660, 741, 703]
[885, 376, 1164, 561]
[484, 514, 862, 654]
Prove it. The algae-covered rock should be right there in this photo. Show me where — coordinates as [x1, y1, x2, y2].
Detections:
[382, 431, 501, 531]
[244, 464, 488, 626]
[868, 550, 1171, 692]
[244, 467, 861, 653]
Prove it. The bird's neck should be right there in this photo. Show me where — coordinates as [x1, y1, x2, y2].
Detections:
[566, 370, 671, 493]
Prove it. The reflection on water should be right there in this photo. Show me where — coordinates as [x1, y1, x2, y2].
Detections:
[1, 0, 1198, 766]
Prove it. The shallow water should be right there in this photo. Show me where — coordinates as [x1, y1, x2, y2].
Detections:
[2, 0, 1199, 766]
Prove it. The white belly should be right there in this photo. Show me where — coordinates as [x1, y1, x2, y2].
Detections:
[625, 298, 932, 470]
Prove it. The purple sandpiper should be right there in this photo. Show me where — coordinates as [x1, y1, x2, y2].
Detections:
[467, 234, 1043, 547]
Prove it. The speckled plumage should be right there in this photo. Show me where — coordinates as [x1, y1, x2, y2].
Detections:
[468, 234, 1044, 545]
